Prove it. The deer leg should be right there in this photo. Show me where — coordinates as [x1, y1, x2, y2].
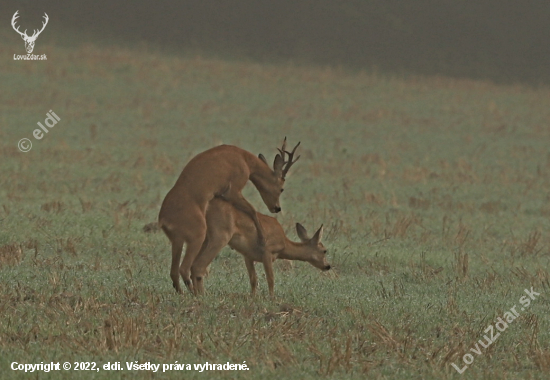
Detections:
[244, 257, 258, 296]
[169, 237, 185, 294]
[220, 190, 265, 247]
[190, 237, 209, 296]
[262, 253, 275, 298]
[161, 225, 186, 294]
[191, 232, 231, 296]
[180, 237, 205, 295]
[179, 213, 207, 295]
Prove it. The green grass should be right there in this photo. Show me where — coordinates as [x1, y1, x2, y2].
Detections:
[1, 33, 550, 379]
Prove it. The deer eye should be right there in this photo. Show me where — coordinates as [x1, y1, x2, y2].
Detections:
[280, 189, 284, 193]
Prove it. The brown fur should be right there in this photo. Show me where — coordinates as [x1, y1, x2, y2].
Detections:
[158, 143, 293, 294]
[190, 198, 330, 297]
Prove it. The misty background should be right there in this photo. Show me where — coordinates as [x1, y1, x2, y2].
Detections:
[3, 0, 550, 85]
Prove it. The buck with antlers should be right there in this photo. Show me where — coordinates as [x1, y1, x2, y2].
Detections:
[159, 139, 300, 294]
[190, 197, 330, 296]
[11, 11, 49, 54]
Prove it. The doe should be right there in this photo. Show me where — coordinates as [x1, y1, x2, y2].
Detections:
[190, 197, 331, 296]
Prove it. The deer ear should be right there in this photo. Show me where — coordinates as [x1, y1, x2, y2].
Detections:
[258, 154, 268, 166]
[295, 223, 309, 242]
[273, 154, 284, 176]
[311, 225, 324, 245]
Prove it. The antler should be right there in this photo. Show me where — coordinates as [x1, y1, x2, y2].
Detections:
[11, 11, 26, 38]
[277, 137, 300, 178]
[11, 11, 48, 39]
[31, 13, 49, 38]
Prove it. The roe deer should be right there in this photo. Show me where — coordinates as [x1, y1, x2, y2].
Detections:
[190, 197, 331, 297]
[159, 139, 300, 294]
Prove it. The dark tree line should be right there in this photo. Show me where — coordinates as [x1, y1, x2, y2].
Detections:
[4, 0, 549, 84]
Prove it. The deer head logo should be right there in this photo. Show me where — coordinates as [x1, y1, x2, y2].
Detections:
[11, 11, 49, 54]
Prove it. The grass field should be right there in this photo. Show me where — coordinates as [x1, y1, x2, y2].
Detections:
[1, 33, 550, 379]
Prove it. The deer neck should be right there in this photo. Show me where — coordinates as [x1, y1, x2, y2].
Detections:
[246, 154, 273, 186]
[278, 240, 312, 262]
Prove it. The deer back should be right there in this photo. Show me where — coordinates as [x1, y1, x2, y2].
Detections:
[205, 198, 285, 261]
